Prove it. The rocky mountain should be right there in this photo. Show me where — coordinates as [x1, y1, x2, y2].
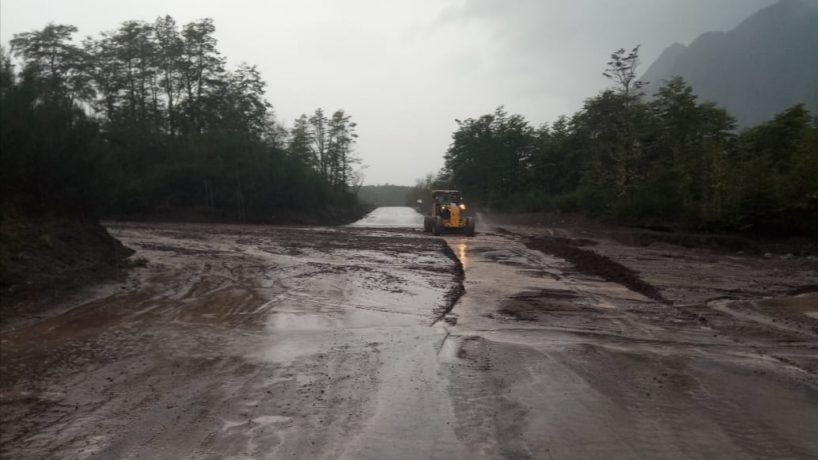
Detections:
[641, 0, 818, 127]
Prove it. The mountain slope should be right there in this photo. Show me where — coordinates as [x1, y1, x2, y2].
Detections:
[641, 0, 818, 127]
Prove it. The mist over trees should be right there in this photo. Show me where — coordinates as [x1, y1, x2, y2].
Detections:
[357, 185, 413, 207]
[1, 17, 363, 224]
[438, 47, 818, 234]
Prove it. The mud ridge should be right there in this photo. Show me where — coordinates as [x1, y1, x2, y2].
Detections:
[524, 235, 669, 304]
[1, 218, 134, 324]
[789, 285, 818, 296]
[431, 240, 465, 325]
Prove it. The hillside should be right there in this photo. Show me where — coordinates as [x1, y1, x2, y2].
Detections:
[641, 0, 818, 127]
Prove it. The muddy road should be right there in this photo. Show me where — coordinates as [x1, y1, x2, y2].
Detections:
[2, 207, 817, 459]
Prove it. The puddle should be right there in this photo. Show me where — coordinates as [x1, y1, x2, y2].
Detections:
[347, 207, 424, 228]
[708, 292, 818, 337]
[270, 312, 342, 331]
[757, 292, 818, 319]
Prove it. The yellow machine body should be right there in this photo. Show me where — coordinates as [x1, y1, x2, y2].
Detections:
[444, 206, 464, 228]
[425, 189, 474, 236]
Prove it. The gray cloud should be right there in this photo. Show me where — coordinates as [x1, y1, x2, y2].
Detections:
[1, 0, 775, 185]
[435, 0, 776, 121]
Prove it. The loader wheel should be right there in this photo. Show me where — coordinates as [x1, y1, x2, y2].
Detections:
[433, 217, 443, 236]
[465, 217, 475, 237]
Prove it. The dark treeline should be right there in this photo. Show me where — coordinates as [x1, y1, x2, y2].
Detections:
[357, 185, 414, 207]
[436, 47, 818, 235]
[1, 17, 363, 224]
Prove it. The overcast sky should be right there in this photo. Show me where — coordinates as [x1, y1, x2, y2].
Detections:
[1, 0, 775, 185]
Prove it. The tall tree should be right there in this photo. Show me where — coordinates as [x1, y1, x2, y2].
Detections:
[444, 107, 534, 206]
[309, 108, 329, 179]
[601, 45, 648, 208]
[179, 18, 224, 134]
[288, 114, 315, 168]
[110, 21, 158, 129]
[9, 24, 92, 107]
[219, 64, 272, 138]
[154, 15, 183, 136]
[327, 109, 358, 190]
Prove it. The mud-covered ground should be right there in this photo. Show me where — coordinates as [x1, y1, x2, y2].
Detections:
[2, 207, 817, 459]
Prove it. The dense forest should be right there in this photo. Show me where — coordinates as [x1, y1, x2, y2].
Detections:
[433, 47, 818, 235]
[1, 17, 364, 224]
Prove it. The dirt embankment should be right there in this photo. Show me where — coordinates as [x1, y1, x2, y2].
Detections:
[0, 202, 372, 321]
[481, 210, 818, 256]
[522, 234, 669, 304]
[0, 216, 133, 317]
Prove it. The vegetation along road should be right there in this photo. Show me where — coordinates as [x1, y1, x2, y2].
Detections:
[2, 207, 817, 459]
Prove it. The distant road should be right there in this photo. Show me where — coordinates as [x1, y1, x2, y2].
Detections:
[348, 206, 424, 228]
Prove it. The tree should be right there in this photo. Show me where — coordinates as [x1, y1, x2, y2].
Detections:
[219, 64, 272, 137]
[9, 23, 94, 110]
[600, 46, 649, 210]
[444, 107, 535, 206]
[730, 104, 817, 232]
[154, 15, 183, 136]
[288, 114, 315, 168]
[529, 115, 585, 198]
[179, 18, 224, 134]
[309, 108, 329, 179]
[603, 46, 647, 105]
[4, 17, 365, 226]
[1, 42, 102, 217]
[326, 109, 358, 190]
[433, 47, 814, 234]
[110, 21, 158, 129]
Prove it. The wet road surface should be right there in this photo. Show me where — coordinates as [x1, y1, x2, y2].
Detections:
[2, 208, 817, 459]
[347, 206, 425, 228]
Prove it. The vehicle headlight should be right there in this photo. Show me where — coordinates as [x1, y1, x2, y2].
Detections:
[459, 204, 466, 210]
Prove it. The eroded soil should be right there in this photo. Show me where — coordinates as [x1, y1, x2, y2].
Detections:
[2, 210, 817, 459]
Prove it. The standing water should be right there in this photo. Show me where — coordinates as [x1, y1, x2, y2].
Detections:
[348, 206, 425, 228]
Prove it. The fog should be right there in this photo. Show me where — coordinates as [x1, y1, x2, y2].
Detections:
[0, 0, 774, 185]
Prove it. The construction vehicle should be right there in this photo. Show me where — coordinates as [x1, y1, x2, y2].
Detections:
[422, 190, 475, 237]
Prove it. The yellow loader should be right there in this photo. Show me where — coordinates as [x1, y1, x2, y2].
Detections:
[422, 190, 475, 237]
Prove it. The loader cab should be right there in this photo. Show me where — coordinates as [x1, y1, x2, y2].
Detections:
[432, 190, 463, 218]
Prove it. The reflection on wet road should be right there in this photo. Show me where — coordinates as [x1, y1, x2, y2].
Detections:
[456, 241, 468, 271]
[2, 211, 817, 459]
